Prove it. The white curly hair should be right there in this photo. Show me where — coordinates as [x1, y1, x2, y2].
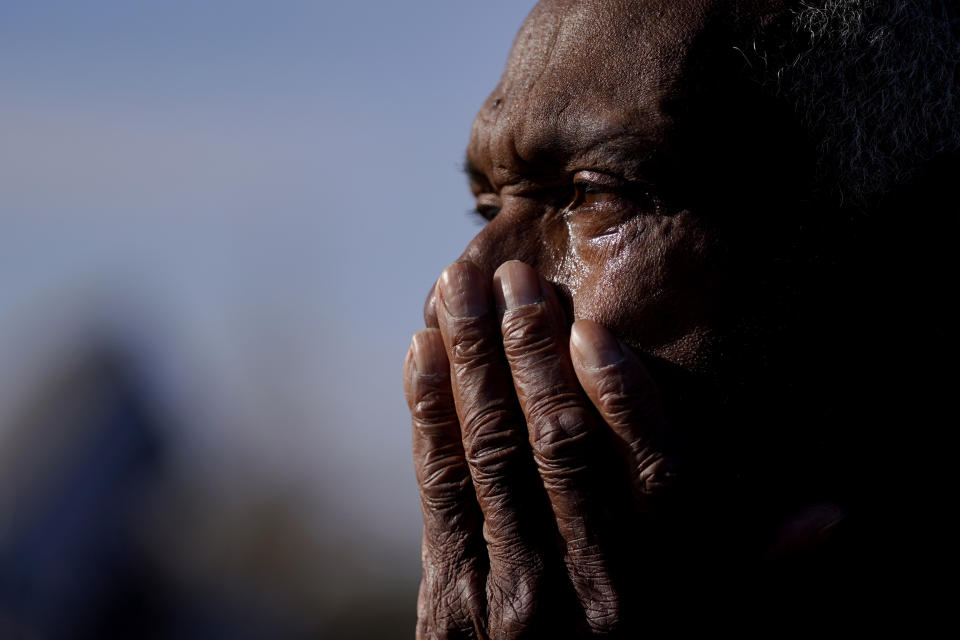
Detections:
[761, 0, 959, 208]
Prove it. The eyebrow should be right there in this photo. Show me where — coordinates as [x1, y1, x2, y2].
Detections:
[461, 131, 664, 189]
[462, 158, 486, 186]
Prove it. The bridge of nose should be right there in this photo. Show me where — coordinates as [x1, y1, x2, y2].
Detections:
[422, 208, 552, 328]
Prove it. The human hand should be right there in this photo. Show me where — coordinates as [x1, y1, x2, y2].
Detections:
[403, 260, 679, 638]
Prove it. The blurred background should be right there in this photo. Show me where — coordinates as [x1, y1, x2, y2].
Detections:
[0, 1, 537, 637]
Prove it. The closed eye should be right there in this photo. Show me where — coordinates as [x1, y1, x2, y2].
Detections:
[472, 192, 501, 222]
[473, 203, 501, 221]
[567, 170, 658, 213]
[574, 180, 621, 205]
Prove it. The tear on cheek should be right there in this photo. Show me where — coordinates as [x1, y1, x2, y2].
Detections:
[563, 232, 635, 312]
[570, 216, 646, 261]
[564, 199, 640, 238]
[566, 216, 624, 241]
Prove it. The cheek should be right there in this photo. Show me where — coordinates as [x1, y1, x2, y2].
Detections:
[564, 212, 724, 362]
[565, 215, 665, 326]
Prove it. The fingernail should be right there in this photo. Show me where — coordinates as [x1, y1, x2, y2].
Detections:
[438, 261, 487, 318]
[411, 329, 448, 376]
[570, 320, 625, 368]
[493, 261, 542, 310]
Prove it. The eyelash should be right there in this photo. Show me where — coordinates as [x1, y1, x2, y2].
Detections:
[573, 180, 606, 198]
[472, 203, 501, 222]
[567, 180, 624, 210]
[471, 178, 654, 222]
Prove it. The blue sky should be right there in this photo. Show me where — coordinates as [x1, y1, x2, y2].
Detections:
[0, 0, 539, 572]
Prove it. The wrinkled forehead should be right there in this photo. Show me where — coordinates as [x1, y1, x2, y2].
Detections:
[503, 0, 709, 105]
[468, 0, 788, 176]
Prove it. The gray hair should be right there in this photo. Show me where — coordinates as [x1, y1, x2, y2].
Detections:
[757, 0, 959, 209]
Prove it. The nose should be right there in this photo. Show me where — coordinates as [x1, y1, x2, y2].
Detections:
[422, 210, 547, 327]
[421, 239, 502, 329]
[421, 225, 512, 328]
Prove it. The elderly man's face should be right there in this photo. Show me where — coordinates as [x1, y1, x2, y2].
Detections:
[428, 0, 807, 381]
[406, 2, 879, 633]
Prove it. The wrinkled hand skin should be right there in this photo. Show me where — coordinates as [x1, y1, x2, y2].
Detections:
[403, 260, 677, 639]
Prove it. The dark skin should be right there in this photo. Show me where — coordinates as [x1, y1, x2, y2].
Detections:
[402, 0, 863, 636]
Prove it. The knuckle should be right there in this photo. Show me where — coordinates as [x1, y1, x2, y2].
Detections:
[462, 406, 524, 469]
[418, 459, 471, 508]
[413, 398, 456, 428]
[418, 469, 475, 524]
[448, 322, 497, 368]
[633, 449, 679, 499]
[461, 403, 514, 439]
[523, 390, 581, 426]
[487, 532, 544, 575]
[421, 519, 484, 586]
[486, 565, 544, 637]
[535, 431, 591, 472]
[593, 371, 661, 426]
[500, 304, 554, 359]
[426, 527, 480, 572]
[529, 408, 595, 467]
[594, 381, 635, 423]
[411, 382, 455, 425]
[568, 566, 623, 635]
[419, 451, 470, 495]
[583, 601, 623, 636]
[419, 554, 486, 640]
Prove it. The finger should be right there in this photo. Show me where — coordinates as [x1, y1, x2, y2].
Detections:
[405, 329, 486, 639]
[423, 279, 440, 329]
[570, 319, 678, 508]
[493, 260, 625, 635]
[435, 261, 560, 637]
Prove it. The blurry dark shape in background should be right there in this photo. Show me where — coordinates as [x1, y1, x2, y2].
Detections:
[0, 339, 176, 638]
[0, 324, 413, 639]
[0, 2, 539, 637]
